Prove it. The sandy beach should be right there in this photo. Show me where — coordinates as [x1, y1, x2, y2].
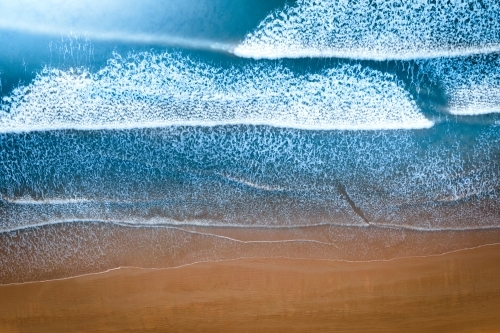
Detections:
[1, 241, 500, 332]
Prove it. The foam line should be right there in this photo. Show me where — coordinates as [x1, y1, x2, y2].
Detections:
[234, 0, 500, 60]
[3, 217, 500, 235]
[3, 198, 92, 205]
[0, 51, 433, 132]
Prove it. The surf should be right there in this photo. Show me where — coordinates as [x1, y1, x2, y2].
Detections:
[0, 51, 433, 132]
[422, 53, 500, 116]
[234, 0, 500, 60]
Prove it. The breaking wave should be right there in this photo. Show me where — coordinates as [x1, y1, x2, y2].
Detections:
[0, 51, 432, 132]
[234, 0, 500, 60]
[423, 53, 500, 115]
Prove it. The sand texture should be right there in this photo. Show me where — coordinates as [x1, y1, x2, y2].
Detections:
[1, 243, 500, 332]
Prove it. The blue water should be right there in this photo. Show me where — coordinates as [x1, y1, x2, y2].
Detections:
[0, 122, 499, 232]
[0, 1, 499, 235]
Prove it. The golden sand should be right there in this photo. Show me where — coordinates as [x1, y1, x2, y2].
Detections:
[1, 243, 500, 332]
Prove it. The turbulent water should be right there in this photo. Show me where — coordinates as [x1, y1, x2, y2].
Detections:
[235, 0, 500, 59]
[0, 0, 499, 282]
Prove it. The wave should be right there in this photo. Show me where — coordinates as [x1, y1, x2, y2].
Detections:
[0, 218, 364, 235]
[3, 190, 498, 232]
[4, 217, 500, 235]
[422, 54, 500, 116]
[2, 197, 92, 205]
[0, 51, 433, 132]
[234, 0, 500, 60]
[1, 124, 499, 232]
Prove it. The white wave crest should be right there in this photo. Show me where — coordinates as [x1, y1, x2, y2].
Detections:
[4, 198, 92, 205]
[234, 0, 500, 60]
[425, 54, 500, 116]
[0, 51, 432, 132]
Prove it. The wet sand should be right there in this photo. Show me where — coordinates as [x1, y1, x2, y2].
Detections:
[2, 222, 500, 283]
[1, 243, 500, 332]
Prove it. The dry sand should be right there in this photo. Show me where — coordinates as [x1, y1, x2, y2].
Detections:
[1, 243, 500, 332]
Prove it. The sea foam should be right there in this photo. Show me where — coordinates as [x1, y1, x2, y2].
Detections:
[423, 54, 500, 115]
[234, 0, 500, 60]
[0, 51, 432, 132]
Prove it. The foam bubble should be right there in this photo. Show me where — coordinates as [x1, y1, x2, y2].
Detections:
[0, 51, 432, 132]
[234, 0, 500, 60]
[423, 54, 500, 115]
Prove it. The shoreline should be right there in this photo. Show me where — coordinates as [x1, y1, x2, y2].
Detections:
[1, 243, 500, 332]
[2, 221, 500, 284]
[1, 242, 499, 288]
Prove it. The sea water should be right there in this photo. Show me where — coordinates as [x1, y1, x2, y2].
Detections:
[0, 0, 499, 282]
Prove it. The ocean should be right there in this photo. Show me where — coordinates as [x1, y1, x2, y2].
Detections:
[0, 0, 499, 284]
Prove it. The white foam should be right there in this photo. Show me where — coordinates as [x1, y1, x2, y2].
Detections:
[0, 52, 433, 132]
[425, 55, 500, 115]
[447, 89, 500, 116]
[234, 0, 500, 60]
[217, 173, 285, 192]
[4, 198, 92, 205]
